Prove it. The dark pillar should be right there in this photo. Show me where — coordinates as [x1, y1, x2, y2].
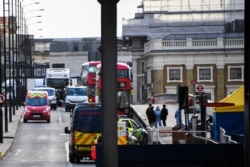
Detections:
[244, 1, 249, 166]
[0, 107, 3, 143]
[97, 0, 119, 167]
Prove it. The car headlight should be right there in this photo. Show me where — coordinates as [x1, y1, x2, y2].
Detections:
[43, 107, 50, 112]
[24, 107, 30, 112]
[119, 82, 126, 88]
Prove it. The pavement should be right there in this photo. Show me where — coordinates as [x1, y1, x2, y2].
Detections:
[131, 103, 184, 144]
[0, 106, 23, 159]
[132, 103, 215, 145]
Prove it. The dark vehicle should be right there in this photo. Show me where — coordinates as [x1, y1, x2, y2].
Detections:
[143, 93, 178, 104]
[64, 103, 101, 163]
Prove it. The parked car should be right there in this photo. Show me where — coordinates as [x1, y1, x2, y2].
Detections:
[23, 91, 51, 123]
[143, 93, 178, 104]
[118, 117, 148, 144]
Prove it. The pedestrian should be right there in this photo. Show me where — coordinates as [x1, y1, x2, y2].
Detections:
[56, 90, 61, 106]
[154, 106, 162, 128]
[151, 96, 155, 104]
[146, 104, 155, 128]
[175, 107, 183, 126]
[160, 104, 168, 126]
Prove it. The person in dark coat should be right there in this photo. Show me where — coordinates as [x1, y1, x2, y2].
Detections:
[160, 104, 168, 126]
[146, 104, 156, 127]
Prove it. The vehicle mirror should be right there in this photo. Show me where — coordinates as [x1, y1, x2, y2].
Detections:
[64, 127, 70, 134]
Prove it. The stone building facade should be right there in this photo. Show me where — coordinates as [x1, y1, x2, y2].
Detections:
[122, 0, 244, 103]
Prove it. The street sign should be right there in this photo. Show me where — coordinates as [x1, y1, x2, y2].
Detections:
[0, 93, 6, 104]
[191, 79, 197, 85]
[195, 84, 205, 93]
[204, 102, 235, 107]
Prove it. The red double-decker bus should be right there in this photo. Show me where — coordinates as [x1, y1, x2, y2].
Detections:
[80, 61, 101, 95]
[96, 62, 133, 117]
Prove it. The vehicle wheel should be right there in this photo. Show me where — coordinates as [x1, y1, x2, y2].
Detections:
[142, 135, 148, 145]
[47, 119, 50, 123]
[23, 119, 27, 123]
[69, 154, 75, 163]
[76, 157, 81, 163]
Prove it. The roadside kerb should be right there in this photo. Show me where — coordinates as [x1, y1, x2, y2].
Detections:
[0, 107, 23, 159]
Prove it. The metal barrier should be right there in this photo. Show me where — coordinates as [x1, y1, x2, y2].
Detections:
[147, 127, 159, 144]
[220, 127, 238, 144]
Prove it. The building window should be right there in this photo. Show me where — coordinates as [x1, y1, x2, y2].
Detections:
[197, 66, 213, 82]
[167, 67, 183, 82]
[228, 66, 243, 81]
[141, 61, 145, 74]
[141, 85, 146, 101]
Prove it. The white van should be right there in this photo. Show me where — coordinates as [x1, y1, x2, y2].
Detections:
[64, 85, 88, 114]
[32, 87, 57, 110]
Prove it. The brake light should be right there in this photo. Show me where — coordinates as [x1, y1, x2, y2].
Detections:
[88, 95, 95, 103]
[72, 131, 76, 144]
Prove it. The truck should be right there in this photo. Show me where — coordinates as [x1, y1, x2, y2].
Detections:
[45, 68, 71, 105]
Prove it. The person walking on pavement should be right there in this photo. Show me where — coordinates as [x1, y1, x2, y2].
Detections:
[160, 104, 168, 126]
[154, 106, 162, 128]
[146, 104, 155, 128]
[175, 107, 183, 126]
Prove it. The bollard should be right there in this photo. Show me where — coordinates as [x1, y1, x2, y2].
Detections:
[191, 116, 198, 136]
[147, 127, 153, 144]
[152, 128, 159, 144]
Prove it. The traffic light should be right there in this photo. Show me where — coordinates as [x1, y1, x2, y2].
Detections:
[178, 85, 188, 109]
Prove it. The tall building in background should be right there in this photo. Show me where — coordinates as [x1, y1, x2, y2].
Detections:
[122, 0, 244, 103]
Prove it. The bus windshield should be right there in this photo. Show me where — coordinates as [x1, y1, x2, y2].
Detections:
[117, 69, 129, 78]
[88, 66, 97, 73]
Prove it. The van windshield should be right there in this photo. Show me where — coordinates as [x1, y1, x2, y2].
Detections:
[26, 98, 48, 106]
[37, 89, 55, 96]
[67, 88, 87, 96]
[73, 109, 101, 133]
